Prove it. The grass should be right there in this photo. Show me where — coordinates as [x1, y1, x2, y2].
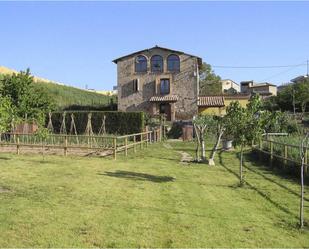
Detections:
[34, 81, 115, 110]
[0, 141, 309, 247]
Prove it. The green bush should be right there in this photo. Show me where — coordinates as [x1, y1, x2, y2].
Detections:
[167, 122, 183, 139]
[47, 111, 145, 135]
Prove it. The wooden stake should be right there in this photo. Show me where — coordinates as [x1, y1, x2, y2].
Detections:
[125, 137, 128, 156]
[140, 134, 143, 149]
[16, 135, 20, 155]
[64, 135, 68, 156]
[284, 145, 288, 166]
[270, 140, 273, 164]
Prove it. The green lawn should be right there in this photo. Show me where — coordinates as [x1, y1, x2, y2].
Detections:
[0, 141, 308, 247]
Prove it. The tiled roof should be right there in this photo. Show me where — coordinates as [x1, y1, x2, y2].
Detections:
[197, 96, 225, 107]
[149, 95, 179, 102]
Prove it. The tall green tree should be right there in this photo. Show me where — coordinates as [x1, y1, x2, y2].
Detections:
[0, 96, 15, 133]
[267, 79, 309, 115]
[293, 79, 309, 116]
[0, 69, 54, 125]
[225, 95, 264, 185]
[199, 63, 222, 95]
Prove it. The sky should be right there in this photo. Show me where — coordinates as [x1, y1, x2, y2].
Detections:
[0, 1, 308, 90]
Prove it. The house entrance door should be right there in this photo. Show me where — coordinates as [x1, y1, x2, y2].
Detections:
[159, 103, 171, 121]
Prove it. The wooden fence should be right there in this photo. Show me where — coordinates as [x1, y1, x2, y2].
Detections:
[0, 128, 162, 160]
[254, 139, 308, 174]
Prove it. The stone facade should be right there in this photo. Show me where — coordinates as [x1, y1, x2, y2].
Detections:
[113, 46, 202, 121]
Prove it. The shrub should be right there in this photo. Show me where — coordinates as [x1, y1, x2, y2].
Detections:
[167, 122, 183, 139]
[47, 111, 145, 135]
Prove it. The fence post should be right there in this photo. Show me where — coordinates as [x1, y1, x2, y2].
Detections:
[16, 134, 20, 155]
[133, 135, 136, 153]
[125, 136, 128, 156]
[64, 135, 68, 156]
[270, 140, 273, 166]
[154, 130, 156, 142]
[140, 134, 143, 149]
[113, 137, 117, 160]
[146, 132, 149, 147]
[305, 148, 308, 175]
[284, 145, 288, 166]
[149, 131, 152, 144]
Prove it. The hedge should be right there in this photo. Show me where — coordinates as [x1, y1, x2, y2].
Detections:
[47, 111, 145, 135]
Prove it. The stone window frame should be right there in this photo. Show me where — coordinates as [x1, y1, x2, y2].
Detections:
[159, 77, 171, 95]
[134, 54, 148, 73]
[167, 54, 180, 72]
[151, 55, 164, 73]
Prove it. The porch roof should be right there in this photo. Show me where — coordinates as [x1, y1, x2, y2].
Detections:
[149, 95, 179, 103]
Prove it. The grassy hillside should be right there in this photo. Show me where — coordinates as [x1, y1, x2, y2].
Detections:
[34, 81, 116, 110]
[0, 67, 116, 110]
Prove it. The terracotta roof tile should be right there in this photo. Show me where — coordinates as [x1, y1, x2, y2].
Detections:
[149, 95, 179, 102]
[197, 96, 225, 107]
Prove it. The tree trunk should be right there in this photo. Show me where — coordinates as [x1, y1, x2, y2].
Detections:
[300, 156, 304, 228]
[201, 132, 206, 161]
[209, 129, 224, 166]
[240, 143, 244, 186]
[194, 124, 200, 162]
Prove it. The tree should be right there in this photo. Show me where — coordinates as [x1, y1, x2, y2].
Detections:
[267, 79, 309, 115]
[299, 132, 309, 229]
[225, 95, 264, 185]
[199, 63, 222, 95]
[0, 69, 54, 125]
[209, 116, 225, 166]
[193, 114, 215, 162]
[0, 96, 15, 133]
[293, 79, 309, 118]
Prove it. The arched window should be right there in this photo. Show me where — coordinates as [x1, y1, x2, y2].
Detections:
[167, 54, 180, 72]
[135, 55, 147, 72]
[151, 55, 163, 72]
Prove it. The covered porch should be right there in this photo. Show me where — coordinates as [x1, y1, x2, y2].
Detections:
[149, 95, 178, 121]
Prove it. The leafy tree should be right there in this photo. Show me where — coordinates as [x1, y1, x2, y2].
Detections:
[0, 69, 54, 125]
[0, 96, 15, 133]
[293, 79, 309, 117]
[199, 63, 222, 95]
[267, 79, 309, 115]
[225, 95, 264, 185]
[193, 114, 215, 162]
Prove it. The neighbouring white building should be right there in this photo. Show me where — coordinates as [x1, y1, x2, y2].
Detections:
[221, 79, 240, 93]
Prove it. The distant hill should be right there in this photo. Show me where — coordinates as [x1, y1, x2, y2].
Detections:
[0, 66, 116, 110]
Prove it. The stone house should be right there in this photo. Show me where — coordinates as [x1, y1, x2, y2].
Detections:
[240, 81, 277, 96]
[113, 46, 202, 121]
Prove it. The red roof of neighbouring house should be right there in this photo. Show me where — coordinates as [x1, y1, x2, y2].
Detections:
[197, 96, 225, 107]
